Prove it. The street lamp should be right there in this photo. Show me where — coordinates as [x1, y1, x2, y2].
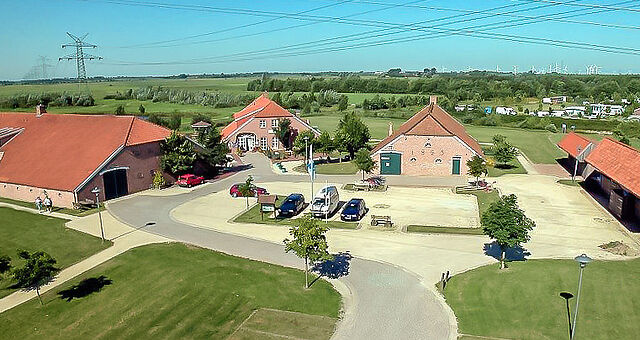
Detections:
[91, 187, 105, 243]
[571, 253, 592, 339]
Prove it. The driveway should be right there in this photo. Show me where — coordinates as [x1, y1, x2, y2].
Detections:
[108, 165, 459, 340]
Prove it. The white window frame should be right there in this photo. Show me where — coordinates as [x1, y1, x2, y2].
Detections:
[259, 120, 266, 128]
[271, 136, 279, 149]
[260, 137, 268, 149]
[271, 119, 279, 128]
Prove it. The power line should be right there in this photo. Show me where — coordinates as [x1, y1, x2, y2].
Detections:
[59, 32, 103, 82]
[511, 0, 640, 12]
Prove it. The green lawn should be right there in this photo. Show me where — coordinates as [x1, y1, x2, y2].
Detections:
[482, 147, 527, 177]
[233, 196, 358, 230]
[455, 188, 500, 217]
[445, 259, 640, 340]
[0, 207, 110, 298]
[0, 197, 104, 217]
[557, 179, 583, 187]
[294, 161, 359, 175]
[0, 243, 341, 339]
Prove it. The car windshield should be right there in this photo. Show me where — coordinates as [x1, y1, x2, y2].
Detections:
[313, 198, 325, 205]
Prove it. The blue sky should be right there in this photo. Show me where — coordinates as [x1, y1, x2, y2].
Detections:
[1, 0, 639, 80]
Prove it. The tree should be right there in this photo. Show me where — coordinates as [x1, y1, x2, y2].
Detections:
[0, 255, 11, 277]
[467, 156, 488, 185]
[274, 118, 292, 149]
[11, 250, 58, 305]
[335, 112, 371, 159]
[151, 169, 166, 189]
[114, 105, 125, 115]
[354, 148, 376, 180]
[337, 95, 348, 111]
[283, 216, 332, 288]
[138, 104, 146, 115]
[292, 130, 316, 156]
[167, 114, 182, 130]
[316, 131, 335, 157]
[199, 127, 230, 173]
[238, 175, 255, 209]
[491, 134, 518, 167]
[160, 131, 196, 175]
[481, 194, 535, 269]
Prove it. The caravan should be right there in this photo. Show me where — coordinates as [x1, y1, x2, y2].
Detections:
[310, 186, 340, 218]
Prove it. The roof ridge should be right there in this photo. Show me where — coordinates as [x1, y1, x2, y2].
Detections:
[123, 116, 136, 146]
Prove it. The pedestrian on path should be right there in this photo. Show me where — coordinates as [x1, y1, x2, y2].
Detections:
[43, 196, 52, 213]
[34, 196, 43, 213]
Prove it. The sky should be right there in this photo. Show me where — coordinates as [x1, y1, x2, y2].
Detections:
[1, 0, 639, 80]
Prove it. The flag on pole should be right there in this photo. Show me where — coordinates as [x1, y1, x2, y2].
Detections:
[307, 143, 316, 180]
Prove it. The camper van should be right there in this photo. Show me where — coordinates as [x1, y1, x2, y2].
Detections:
[310, 186, 340, 218]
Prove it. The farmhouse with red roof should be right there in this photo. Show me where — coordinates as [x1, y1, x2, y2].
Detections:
[0, 111, 171, 208]
[370, 96, 484, 176]
[221, 93, 319, 151]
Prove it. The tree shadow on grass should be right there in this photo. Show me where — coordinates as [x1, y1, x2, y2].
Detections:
[483, 241, 531, 262]
[309, 252, 353, 287]
[57, 276, 112, 302]
[494, 163, 517, 170]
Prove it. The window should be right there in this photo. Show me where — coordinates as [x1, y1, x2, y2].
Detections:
[410, 157, 417, 163]
[260, 137, 268, 149]
[424, 138, 432, 148]
[271, 119, 279, 128]
[259, 120, 266, 128]
[272, 137, 279, 149]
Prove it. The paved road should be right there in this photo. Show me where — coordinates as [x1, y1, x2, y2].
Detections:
[108, 153, 453, 340]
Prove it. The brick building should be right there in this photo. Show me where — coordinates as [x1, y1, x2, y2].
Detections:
[370, 97, 484, 176]
[0, 111, 170, 208]
[221, 93, 319, 151]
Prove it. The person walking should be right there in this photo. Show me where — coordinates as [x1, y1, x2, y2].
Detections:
[34, 196, 43, 213]
[43, 196, 52, 213]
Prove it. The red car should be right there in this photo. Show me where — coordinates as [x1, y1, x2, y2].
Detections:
[229, 184, 268, 197]
[176, 174, 204, 187]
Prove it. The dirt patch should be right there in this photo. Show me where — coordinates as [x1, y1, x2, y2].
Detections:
[533, 163, 570, 177]
[599, 241, 639, 256]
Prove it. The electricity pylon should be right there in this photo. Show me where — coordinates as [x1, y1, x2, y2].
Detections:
[59, 32, 102, 82]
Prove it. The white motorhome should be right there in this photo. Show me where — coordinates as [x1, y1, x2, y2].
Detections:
[310, 185, 340, 218]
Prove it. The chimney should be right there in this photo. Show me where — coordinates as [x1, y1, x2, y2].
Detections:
[430, 95, 438, 105]
[388, 122, 394, 137]
[35, 104, 47, 117]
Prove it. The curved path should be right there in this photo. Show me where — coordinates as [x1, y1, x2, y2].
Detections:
[108, 154, 454, 340]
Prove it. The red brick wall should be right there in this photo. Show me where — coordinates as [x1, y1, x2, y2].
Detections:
[373, 135, 476, 176]
[77, 142, 163, 203]
[228, 117, 316, 150]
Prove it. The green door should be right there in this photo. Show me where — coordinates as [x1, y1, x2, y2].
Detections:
[452, 157, 461, 175]
[380, 153, 401, 175]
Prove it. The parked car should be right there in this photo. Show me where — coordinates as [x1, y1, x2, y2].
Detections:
[310, 186, 340, 218]
[176, 174, 204, 187]
[341, 198, 368, 221]
[279, 193, 305, 217]
[229, 184, 268, 197]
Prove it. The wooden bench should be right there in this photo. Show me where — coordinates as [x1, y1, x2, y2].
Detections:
[371, 215, 393, 227]
[352, 182, 370, 191]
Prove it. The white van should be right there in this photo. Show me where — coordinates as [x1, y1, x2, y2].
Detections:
[310, 186, 340, 218]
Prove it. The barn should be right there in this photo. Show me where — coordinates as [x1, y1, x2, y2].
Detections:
[370, 97, 484, 176]
[0, 111, 171, 208]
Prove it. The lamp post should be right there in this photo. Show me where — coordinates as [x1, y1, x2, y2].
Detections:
[91, 187, 105, 243]
[571, 253, 592, 339]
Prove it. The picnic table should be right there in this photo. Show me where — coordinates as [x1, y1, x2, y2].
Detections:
[370, 215, 393, 227]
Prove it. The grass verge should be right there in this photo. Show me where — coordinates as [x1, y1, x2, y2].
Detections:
[0, 243, 341, 339]
[0, 207, 110, 298]
[455, 188, 500, 217]
[233, 196, 358, 230]
[557, 179, 583, 187]
[0, 197, 105, 217]
[406, 225, 483, 235]
[444, 259, 640, 340]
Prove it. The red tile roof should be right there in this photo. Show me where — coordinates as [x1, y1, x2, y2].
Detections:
[371, 103, 484, 156]
[0, 112, 170, 192]
[556, 132, 593, 158]
[222, 93, 316, 139]
[585, 138, 640, 198]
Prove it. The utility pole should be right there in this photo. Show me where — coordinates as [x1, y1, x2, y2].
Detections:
[37, 56, 53, 79]
[59, 32, 102, 82]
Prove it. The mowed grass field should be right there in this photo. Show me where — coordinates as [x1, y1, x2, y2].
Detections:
[0, 243, 341, 340]
[0, 207, 110, 298]
[445, 259, 640, 340]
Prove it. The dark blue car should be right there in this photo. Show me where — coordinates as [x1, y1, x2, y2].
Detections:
[279, 193, 305, 217]
[341, 198, 367, 221]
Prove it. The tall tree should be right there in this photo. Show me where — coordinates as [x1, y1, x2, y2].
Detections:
[0, 255, 11, 276]
[199, 127, 230, 173]
[11, 250, 58, 305]
[292, 130, 316, 156]
[337, 95, 349, 111]
[354, 148, 376, 180]
[316, 131, 335, 157]
[138, 104, 145, 115]
[283, 216, 332, 288]
[238, 175, 255, 209]
[160, 131, 196, 175]
[481, 194, 535, 269]
[114, 105, 125, 115]
[335, 112, 371, 159]
[491, 134, 518, 167]
[467, 156, 488, 185]
[274, 118, 292, 149]
[167, 114, 182, 130]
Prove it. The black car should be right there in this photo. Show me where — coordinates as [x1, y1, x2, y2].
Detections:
[279, 193, 305, 217]
[341, 198, 367, 221]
